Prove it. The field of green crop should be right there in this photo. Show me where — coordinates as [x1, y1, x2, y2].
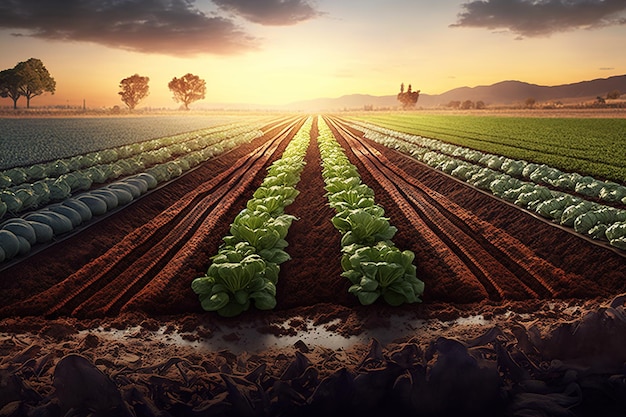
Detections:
[349, 114, 626, 183]
[0, 115, 263, 170]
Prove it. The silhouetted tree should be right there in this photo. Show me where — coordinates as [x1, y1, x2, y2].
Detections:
[461, 100, 474, 110]
[15, 58, 56, 108]
[397, 83, 419, 109]
[168, 73, 206, 110]
[119, 74, 150, 110]
[607, 90, 621, 100]
[475, 100, 486, 109]
[447, 100, 461, 109]
[525, 97, 536, 108]
[0, 68, 22, 109]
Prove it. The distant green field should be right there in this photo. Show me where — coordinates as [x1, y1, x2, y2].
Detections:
[348, 114, 626, 183]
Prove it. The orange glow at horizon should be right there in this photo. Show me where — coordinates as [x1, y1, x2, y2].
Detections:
[1, 1, 625, 110]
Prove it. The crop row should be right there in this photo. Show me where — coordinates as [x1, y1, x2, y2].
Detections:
[0, 127, 264, 264]
[348, 121, 626, 251]
[351, 114, 626, 182]
[0, 123, 263, 220]
[318, 117, 425, 306]
[0, 115, 264, 170]
[1, 121, 254, 186]
[191, 117, 313, 317]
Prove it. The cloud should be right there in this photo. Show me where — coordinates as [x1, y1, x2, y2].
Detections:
[213, 0, 323, 25]
[0, 0, 259, 56]
[450, 0, 626, 37]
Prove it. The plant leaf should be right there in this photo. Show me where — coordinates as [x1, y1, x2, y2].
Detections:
[356, 291, 379, 305]
[200, 292, 229, 311]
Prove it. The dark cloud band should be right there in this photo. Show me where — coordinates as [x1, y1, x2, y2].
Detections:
[0, 0, 259, 56]
[451, 0, 626, 37]
[213, 0, 322, 25]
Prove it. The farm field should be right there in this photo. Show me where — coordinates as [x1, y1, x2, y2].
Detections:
[1, 113, 626, 416]
[350, 113, 626, 182]
[0, 114, 269, 170]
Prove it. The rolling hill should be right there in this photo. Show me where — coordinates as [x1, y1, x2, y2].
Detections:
[283, 74, 626, 111]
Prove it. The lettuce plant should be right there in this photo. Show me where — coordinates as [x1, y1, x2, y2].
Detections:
[317, 116, 424, 306]
[193, 117, 313, 316]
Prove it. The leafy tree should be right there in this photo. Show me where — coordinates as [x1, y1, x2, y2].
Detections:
[168, 73, 206, 110]
[447, 100, 461, 109]
[0, 68, 22, 109]
[15, 58, 56, 108]
[118, 74, 150, 110]
[397, 83, 419, 109]
[475, 100, 486, 109]
[525, 97, 536, 108]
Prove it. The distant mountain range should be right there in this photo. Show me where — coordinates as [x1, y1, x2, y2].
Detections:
[281, 74, 626, 111]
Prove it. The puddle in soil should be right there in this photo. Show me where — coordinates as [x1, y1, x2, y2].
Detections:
[78, 313, 491, 354]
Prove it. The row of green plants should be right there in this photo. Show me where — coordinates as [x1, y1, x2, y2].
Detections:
[191, 117, 313, 317]
[1, 121, 253, 186]
[0, 172, 157, 264]
[349, 121, 626, 251]
[0, 126, 264, 263]
[0, 124, 263, 220]
[317, 117, 424, 306]
[351, 121, 626, 205]
[351, 114, 626, 182]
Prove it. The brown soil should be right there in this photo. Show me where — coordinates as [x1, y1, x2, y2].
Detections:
[1, 115, 625, 416]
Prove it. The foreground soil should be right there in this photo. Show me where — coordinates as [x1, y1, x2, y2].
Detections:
[1, 115, 625, 416]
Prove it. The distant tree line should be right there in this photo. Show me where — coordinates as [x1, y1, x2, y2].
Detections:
[446, 100, 486, 110]
[0, 58, 56, 109]
[447, 90, 622, 110]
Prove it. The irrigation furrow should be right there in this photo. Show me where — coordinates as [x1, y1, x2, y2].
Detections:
[1, 117, 304, 318]
[326, 118, 506, 300]
[327, 116, 564, 301]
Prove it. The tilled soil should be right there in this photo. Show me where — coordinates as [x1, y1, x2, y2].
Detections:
[1, 114, 626, 416]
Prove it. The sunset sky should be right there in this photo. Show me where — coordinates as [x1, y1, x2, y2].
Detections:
[1, 0, 625, 109]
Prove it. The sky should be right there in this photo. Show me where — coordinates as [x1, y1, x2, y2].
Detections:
[1, 0, 625, 109]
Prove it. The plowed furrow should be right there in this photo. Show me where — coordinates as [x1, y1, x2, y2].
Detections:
[330, 123, 507, 300]
[67, 130, 291, 318]
[119, 190, 242, 315]
[328, 117, 562, 301]
[1, 118, 301, 318]
[349, 131, 569, 298]
[334, 117, 580, 298]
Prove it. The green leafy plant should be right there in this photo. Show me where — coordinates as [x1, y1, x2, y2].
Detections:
[317, 116, 424, 307]
[192, 117, 313, 316]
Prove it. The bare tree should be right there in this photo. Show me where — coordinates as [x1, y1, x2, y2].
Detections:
[168, 73, 206, 110]
[119, 74, 150, 111]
